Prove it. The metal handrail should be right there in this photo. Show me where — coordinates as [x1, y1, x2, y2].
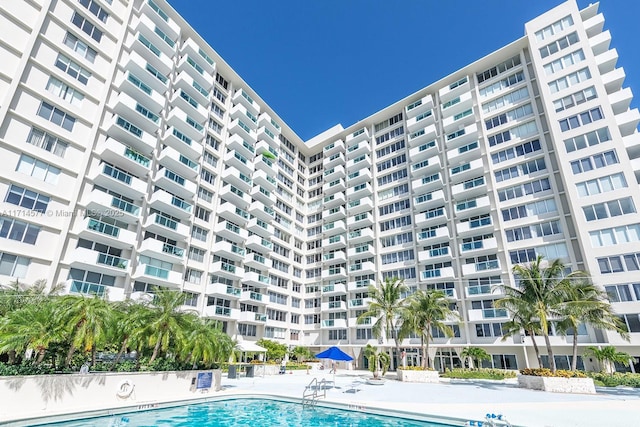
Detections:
[302, 377, 327, 408]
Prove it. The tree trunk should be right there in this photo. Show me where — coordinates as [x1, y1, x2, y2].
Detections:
[65, 343, 76, 367]
[91, 345, 96, 367]
[528, 328, 543, 368]
[420, 335, 427, 370]
[36, 348, 46, 364]
[543, 332, 556, 372]
[111, 337, 129, 370]
[149, 333, 163, 363]
[8, 350, 16, 364]
[571, 329, 578, 371]
[424, 333, 431, 370]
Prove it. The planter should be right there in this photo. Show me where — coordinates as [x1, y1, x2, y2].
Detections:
[397, 369, 440, 383]
[366, 378, 386, 385]
[518, 374, 595, 394]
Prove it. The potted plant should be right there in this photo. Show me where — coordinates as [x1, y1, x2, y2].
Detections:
[363, 344, 389, 384]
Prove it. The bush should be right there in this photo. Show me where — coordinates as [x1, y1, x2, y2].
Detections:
[587, 372, 640, 388]
[398, 366, 435, 371]
[441, 368, 516, 380]
[520, 368, 586, 378]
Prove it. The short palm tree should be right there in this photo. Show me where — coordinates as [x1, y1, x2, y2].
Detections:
[181, 317, 235, 368]
[584, 346, 631, 374]
[400, 289, 459, 369]
[146, 287, 189, 363]
[363, 344, 390, 378]
[497, 256, 582, 373]
[358, 277, 408, 370]
[460, 347, 491, 370]
[109, 301, 154, 367]
[59, 294, 113, 366]
[557, 281, 629, 370]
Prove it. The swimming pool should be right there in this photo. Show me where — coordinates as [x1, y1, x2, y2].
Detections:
[42, 398, 455, 426]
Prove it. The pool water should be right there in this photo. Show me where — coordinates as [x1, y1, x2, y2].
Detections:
[44, 399, 453, 426]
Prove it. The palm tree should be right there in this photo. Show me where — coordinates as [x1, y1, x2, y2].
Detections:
[291, 346, 312, 363]
[109, 301, 154, 368]
[363, 344, 390, 378]
[556, 281, 629, 371]
[357, 277, 408, 370]
[0, 300, 66, 363]
[460, 347, 491, 369]
[180, 317, 235, 368]
[400, 289, 459, 369]
[584, 346, 632, 374]
[146, 287, 189, 363]
[498, 256, 582, 373]
[496, 292, 544, 368]
[59, 294, 114, 367]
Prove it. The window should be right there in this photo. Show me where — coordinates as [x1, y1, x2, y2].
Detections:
[194, 205, 210, 222]
[54, 54, 91, 85]
[328, 330, 347, 340]
[506, 221, 561, 242]
[376, 139, 405, 158]
[535, 15, 574, 41]
[78, 0, 108, 23]
[238, 324, 257, 337]
[379, 199, 411, 216]
[598, 252, 640, 274]
[197, 187, 213, 203]
[0, 218, 40, 244]
[477, 55, 521, 83]
[576, 173, 627, 197]
[374, 113, 403, 133]
[543, 49, 585, 76]
[71, 11, 103, 42]
[553, 86, 597, 112]
[502, 198, 557, 221]
[570, 150, 619, 174]
[479, 71, 525, 98]
[379, 215, 412, 232]
[381, 250, 415, 265]
[482, 87, 529, 113]
[375, 126, 404, 145]
[185, 268, 202, 284]
[583, 197, 636, 221]
[510, 243, 568, 264]
[191, 225, 208, 242]
[4, 185, 50, 212]
[497, 178, 551, 201]
[487, 121, 537, 147]
[37, 102, 76, 131]
[559, 107, 604, 132]
[564, 127, 610, 153]
[356, 328, 372, 340]
[485, 104, 533, 130]
[494, 158, 545, 182]
[26, 127, 69, 157]
[548, 67, 591, 93]
[380, 232, 413, 248]
[382, 267, 416, 280]
[591, 224, 640, 248]
[63, 32, 97, 63]
[605, 284, 635, 303]
[491, 139, 541, 164]
[46, 77, 84, 107]
[16, 155, 60, 184]
[539, 32, 579, 58]
[475, 323, 506, 338]
[377, 168, 408, 186]
[0, 252, 30, 278]
[188, 247, 206, 262]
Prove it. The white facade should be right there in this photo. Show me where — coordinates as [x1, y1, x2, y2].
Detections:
[0, 0, 639, 371]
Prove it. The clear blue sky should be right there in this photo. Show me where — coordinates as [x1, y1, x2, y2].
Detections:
[167, 0, 640, 141]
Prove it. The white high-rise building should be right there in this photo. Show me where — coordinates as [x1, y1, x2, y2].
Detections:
[0, 0, 639, 371]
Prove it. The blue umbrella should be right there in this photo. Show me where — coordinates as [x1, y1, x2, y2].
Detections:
[315, 346, 353, 361]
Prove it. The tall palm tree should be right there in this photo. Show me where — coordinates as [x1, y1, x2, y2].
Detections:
[557, 281, 629, 371]
[146, 287, 189, 363]
[0, 299, 66, 363]
[400, 289, 459, 369]
[584, 345, 632, 374]
[496, 291, 544, 368]
[357, 277, 408, 370]
[59, 294, 114, 367]
[498, 256, 582, 373]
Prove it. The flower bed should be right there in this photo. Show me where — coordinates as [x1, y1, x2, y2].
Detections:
[518, 369, 595, 394]
[441, 368, 516, 380]
[396, 368, 440, 383]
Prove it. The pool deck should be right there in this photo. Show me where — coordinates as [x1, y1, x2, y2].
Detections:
[216, 369, 640, 427]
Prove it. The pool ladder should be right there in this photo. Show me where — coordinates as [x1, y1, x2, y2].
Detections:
[302, 377, 327, 408]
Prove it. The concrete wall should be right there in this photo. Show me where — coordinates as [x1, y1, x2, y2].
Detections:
[518, 374, 596, 394]
[0, 370, 221, 424]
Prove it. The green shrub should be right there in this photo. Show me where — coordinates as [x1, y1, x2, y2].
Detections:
[398, 366, 435, 371]
[520, 368, 586, 378]
[587, 372, 640, 388]
[441, 368, 516, 380]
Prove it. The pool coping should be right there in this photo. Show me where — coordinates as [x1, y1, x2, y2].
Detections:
[7, 392, 478, 427]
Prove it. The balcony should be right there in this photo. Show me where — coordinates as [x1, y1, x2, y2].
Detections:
[248, 201, 275, 222]
[253, 169, 277, 190]
[407, 124, 437, 148]
[609, 87, 633, 115]
[232, 89, 260, 115]
[346, 140, 371, 159]
[323, 192, 346, 208]
[321, 319, 347, 329]
[348, 227, 374, 244]
[624, 133, 640, 159]
[205, 282, 242, 299]
[323, 220, 347, 236]
[323, 251, 347, 264]
[447, 140, 480, 164]
[132, 264, 182, 287]
[323, 206, 346, 221]
[172, 70, 210, 112]
[148, 189, 192, 219]
[348, 279, 374, 292]
[347, 197, 373, 214]
[166, 109, 205, 142]
[67, 280, 125, 301]
[244, 252, 272, 270]
[180, 38, 215, 74]
[349, 261, 375, 275]
[126, 31, 173, 76]
[76, 217, 136, 249]
[88, 162, 147, 201]
[439, 75, 470, 103]
[452, 176, 487, 198]
[583, 13, 604, 38]
[238, 311, 268, 324]
[256, 127, 278, 150]
[169, 88, 208, 124]
[245, 235, 273, 252]
[346, 169, 372, 187]
[158, 145, 199, 179]
[105, 114, 157, 156]
[243, 271, 271, 288]
[589, 30, 611, 57]
[410, 155, 440, 177]
[602, 67, 625, 94]
[616, 108, 640, 137]
[322, 301, 347, 311]
[322, 234, 346, 249]
[161, 126, 203, 160]
[460, 237, 498, 255]
[323, 152, 345, 169]
[221, 167, 252, 193]
[454, 195, 491, 217]
[346, 182, 373, 199]
[323, 178, 346, 194]
[144, 213, 189, 240]
[254, 156, 275, 175]
[414, 207, 448, 227]
[418, 247, 452, 263]
[416, 226, 450, 244]
[406, 108, 435, 133]
[96, 138, 151, 180]
[258, 112, 281, 135]
[322, 267, 347, 280]
[468, 308, 508, 322]
[211, 261, 244, 280]
[411, 174, 443, 194]
[212, 240, 245, 261]
[247, 217, 273, 237]
[176, 54, 213, 89]
[203, 305, 240, 320]
[230, 103, 258, 129]
[456, 216, 493, 236]
[408, 139, 438, 162]
[140, 0, 181, 40]
[462, 260, 502, 277]
[239, 290, 267, 305]
[80, 190, 141, 225]
[346, 153, 371, 171]
[348, 298, 371, 309]
[250, 185, 274, 206]
[595, 48, 618, 75]
[153, 168, 197, 199]
[323, 139, 345, 156]
[347, 244, 375, 259]
[449, 158, 484, 183]
[405, 94, 434, 119]
[420, 267, 455, 281]
[213, 220, 248, 242]
[110, 91, 161, 135]
[346, 127, 370, 144]
[219, 184, 251, 208]
[67, 247, 129, 276]
[138, 238, 185, 263]
[223, 150, 253, 176]
[414, 189, 445, 210]
[347, 212, 373, 228]
[440, 91, 473, 120]
[445, 123, 479, 149]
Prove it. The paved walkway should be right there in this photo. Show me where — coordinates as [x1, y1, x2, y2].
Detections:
[216, 369, 640, 427]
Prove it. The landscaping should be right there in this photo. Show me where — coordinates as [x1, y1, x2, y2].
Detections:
[441, 368, 516, 380]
